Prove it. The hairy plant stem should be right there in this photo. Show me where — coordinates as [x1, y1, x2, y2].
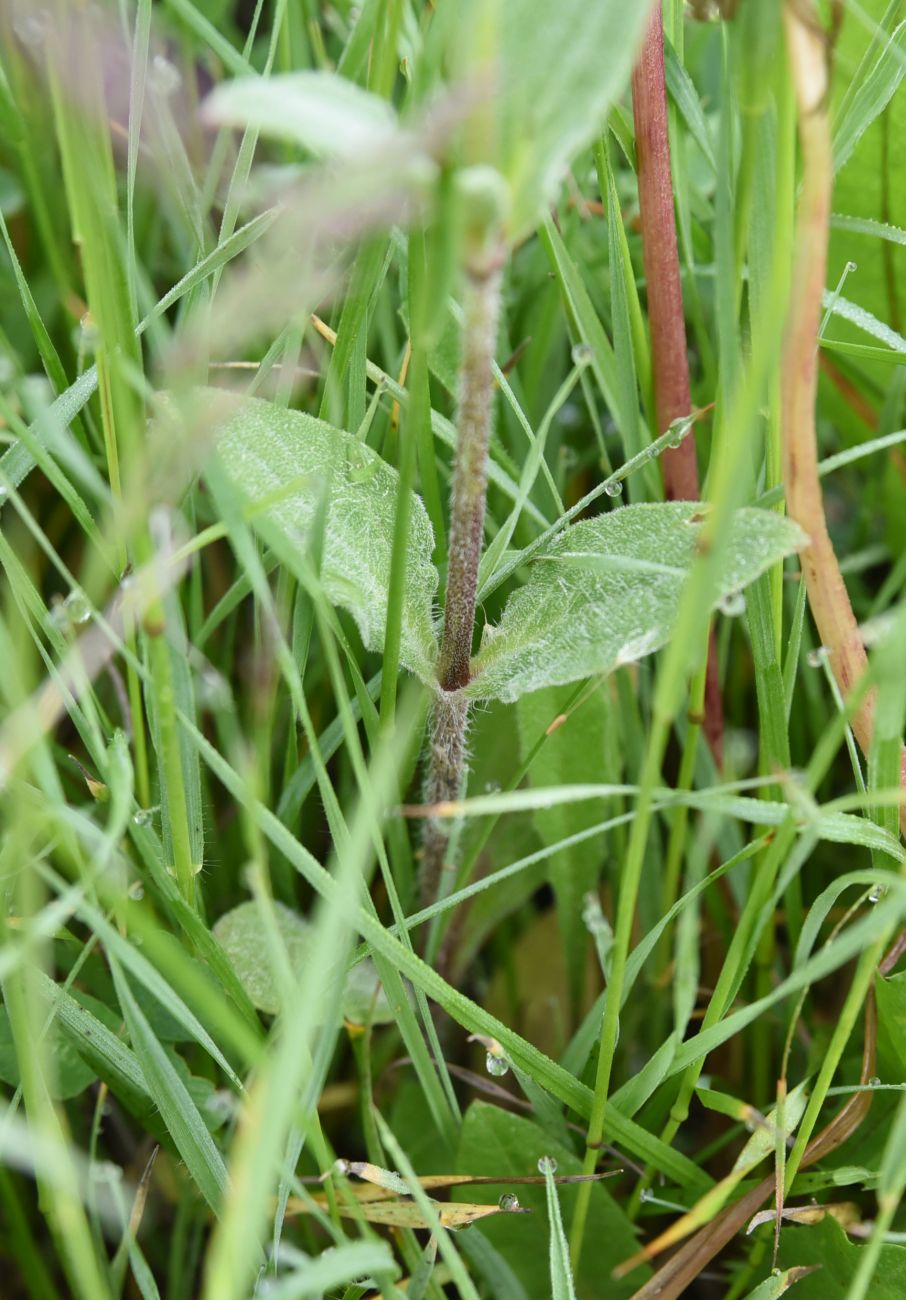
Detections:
[420, 256, 503, 909]
[631, 3, 724, 766]
[782, 3, 906, 832]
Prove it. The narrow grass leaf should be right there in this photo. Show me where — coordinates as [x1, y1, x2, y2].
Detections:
[541, 1156, 577, 1300]
[110, 961, 229, 1216]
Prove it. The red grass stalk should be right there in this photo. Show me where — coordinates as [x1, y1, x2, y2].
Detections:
[781, 3, 906, 832]
[631, 3, 724, 765]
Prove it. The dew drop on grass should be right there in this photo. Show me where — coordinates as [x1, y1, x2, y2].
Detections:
[604, 479, 623, 498]
[806, 646, 829, 668]
[498, 1192, 520, 1211]
[571, 343, 593, 367]
[718, 591, 746, 617]
[665, 416, 692, 448]
[49, 588, 93, 634]
[869, 1077, 881, 1088]
[868, 883, 886, 904]
[537, 1156, 557, 1175]
[63, 588, 92, 625]
[485, 1050, 509, 1077]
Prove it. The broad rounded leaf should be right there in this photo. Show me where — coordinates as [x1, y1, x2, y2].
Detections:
[203, 71, 399, 158]
[467, 503, 807, 702]
[213, 901, 394, 1024]
[209, 392, 438, 682]
[777, 1216, 906, 1300]
[213, 901, 311, 1016]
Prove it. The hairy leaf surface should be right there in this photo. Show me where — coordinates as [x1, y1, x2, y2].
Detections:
[468, 504, 807, 702]
[209, 392, 438, 681]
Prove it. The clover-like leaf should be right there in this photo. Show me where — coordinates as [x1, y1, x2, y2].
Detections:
[213, 901, 394, 1024]
[467, 503, 807, 702]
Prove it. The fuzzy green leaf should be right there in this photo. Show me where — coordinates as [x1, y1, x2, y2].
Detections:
[467, 503, 807, 702]
[202, 71, 399, 157]
[447, 0, 656, 242]
[207, 391, 438, 682]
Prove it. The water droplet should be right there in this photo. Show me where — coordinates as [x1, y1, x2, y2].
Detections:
[640, 1188, 654, 1202]
[806, 646, 829, 668]
[846, 260, 858, 274]
[498, 1192, 520, 1211]
[869, 1077, 881, 1088]
[47, 589, 93, 635]
[665, 417, 691, 449]
[537, 1156, 558, 1175]
[150, 53, 182, 97]
[131, 806, 158, 828]
[571, 343, 593, 367]
[604, 479, 624, 498]
[64, 588, 92, 625]
[718, 591, 746, 617]
[868, 883, 887, 904]
[483, 780, 501, 794]
[486, 1050, 509, 1078]
[128, 881, 145, 901]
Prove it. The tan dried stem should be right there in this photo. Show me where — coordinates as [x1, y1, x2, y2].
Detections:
[780, 1, 906, 832]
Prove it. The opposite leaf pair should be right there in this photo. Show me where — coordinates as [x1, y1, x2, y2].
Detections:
[205, 390, 807, 703]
